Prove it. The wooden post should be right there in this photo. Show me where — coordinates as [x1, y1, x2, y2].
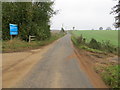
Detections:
[29, 35, 35, 43]
[10, 35, 12, 40]
[29, 35, 30, 43]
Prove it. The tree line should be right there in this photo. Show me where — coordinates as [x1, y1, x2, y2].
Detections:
[2, 2, 56, 41]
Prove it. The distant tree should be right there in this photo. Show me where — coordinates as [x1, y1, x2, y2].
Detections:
[73, 27, 75, 30]
[106, 27, 112, 30]
[99, 27, 103, 30]
[61, 27, 65, 32]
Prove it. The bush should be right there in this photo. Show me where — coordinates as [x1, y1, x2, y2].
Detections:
[77, 34, 86, 45]
[89, 38, 101, 49]
[100, 40, 117, 53]
[88, 39, 117, 53]
[72, 34, 118, 54]
[77, 35, 83, 44]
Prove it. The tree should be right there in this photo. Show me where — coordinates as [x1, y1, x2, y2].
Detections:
[112, 0, 120, 28]
[106, 27, 112, 30]
[61, 27, 65, 32]
[73, 27, 75, 30]
[99, 27, 103, 30]
[2, 2, 56, 41]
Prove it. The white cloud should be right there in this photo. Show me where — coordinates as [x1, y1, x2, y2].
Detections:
[51, 0, 117, 30]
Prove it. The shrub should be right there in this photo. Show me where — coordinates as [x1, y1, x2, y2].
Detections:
[76, 34, 86, 45]
[89, 38, 101, 49]
[73, 34, 118, 54]
[77, 34, 83, 44]
[101, 40, 117, 53]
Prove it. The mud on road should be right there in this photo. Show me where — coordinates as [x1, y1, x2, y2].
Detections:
[2, 39, 59, 88]
[2, 34, 116, 88]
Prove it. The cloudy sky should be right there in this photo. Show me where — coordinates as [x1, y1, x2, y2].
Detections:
[50, 0, 117, 30]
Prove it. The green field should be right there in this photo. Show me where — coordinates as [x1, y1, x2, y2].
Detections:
[72, 30, 118, 47]
[71, 30, 119, 88]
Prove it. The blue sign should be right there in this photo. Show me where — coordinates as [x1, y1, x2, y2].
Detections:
[10, 32, 18, 35]
[9, 24, 18, 35]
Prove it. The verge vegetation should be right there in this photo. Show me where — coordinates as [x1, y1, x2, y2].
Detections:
[95, 65, 120, 88]
[2, 2, 66, 53]
[71, 30, 119, 55]
[3, 32, 65, 53]
[72, 30, 118, 47]
[71, 30, 119, 88]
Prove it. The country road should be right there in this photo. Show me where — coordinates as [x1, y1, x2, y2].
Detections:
[3, 34, 107, 88]
[15, 34, 93, 88]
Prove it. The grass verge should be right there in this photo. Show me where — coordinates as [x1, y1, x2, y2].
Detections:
[71, 35, 119, 88]
[95, 65, 120, 88]
[71, 35, 105, 54]
[2, 33, 65, 53]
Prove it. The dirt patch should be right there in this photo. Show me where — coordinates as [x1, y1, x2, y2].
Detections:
[65, 53, 77, 61]
[72, 43, 118, 88]
[2, 39, 59, 88]
[70, 41, 109, 88]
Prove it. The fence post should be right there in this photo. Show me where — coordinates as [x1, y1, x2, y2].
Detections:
[29, 35, 35, 43]
[29, 35, 30, 43]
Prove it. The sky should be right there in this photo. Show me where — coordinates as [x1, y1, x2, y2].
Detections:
[50, 0, 117, 30]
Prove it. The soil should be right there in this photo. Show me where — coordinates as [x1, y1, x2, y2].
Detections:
[2, 34, 118, 88]
[2, 39, 59, 88]
[73, 45, 118, 88]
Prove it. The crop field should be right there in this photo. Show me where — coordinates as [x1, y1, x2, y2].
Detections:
[72, 30, 118, 47]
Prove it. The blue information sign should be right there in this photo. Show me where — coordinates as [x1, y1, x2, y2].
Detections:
[9, 24, 18, 35]
[10, 32, 18, 35]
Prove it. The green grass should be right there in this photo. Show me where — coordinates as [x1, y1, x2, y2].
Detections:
[71, 36, 105, 54]
[2, 33, 65, 53]
[71, 31, 120, 88]
[96, 65, 120, 88]
[79, 45, 104, 54]
[72, 30, 118, 47]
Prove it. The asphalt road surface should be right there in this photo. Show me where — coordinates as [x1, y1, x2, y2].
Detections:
[15, 34, 94, 88]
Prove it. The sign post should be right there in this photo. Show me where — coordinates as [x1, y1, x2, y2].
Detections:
[9, 24, 18, 40]
[10, 35, 12, 40]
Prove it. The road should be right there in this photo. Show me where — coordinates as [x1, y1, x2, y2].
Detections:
[3, 34, 107, 88]
[13, 34, 94, 88]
